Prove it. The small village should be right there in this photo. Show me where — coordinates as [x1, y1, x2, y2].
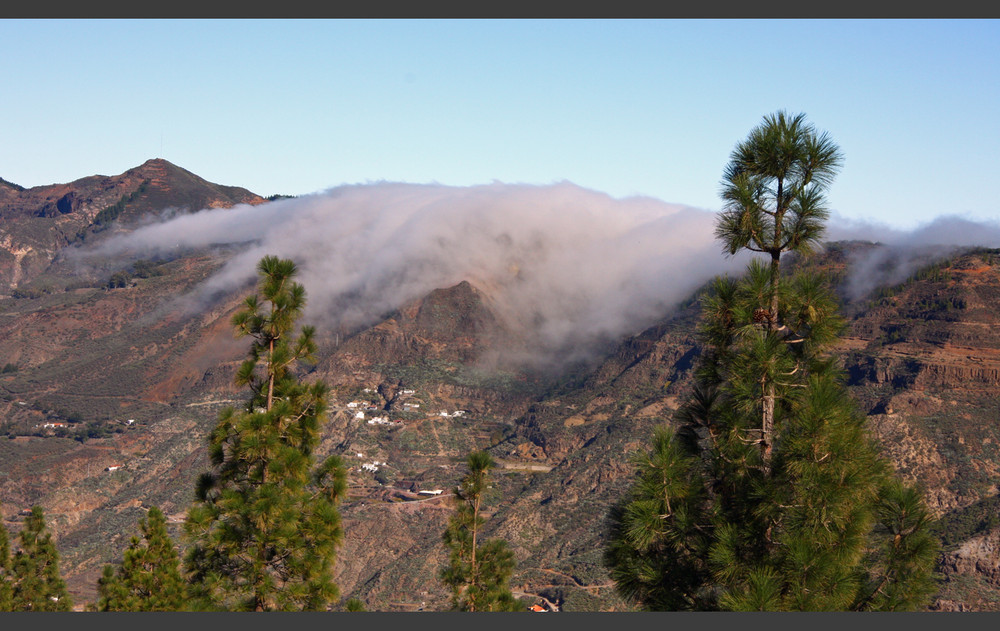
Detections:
[340, 384, 468, 503]
[3, 375, 558, 611]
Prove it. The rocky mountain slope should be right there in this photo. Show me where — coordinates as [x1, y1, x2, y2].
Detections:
[0, 158, 263, 293]
[1, 162, 999, 611]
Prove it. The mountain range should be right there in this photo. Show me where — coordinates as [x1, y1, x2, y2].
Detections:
[1, 160, 999, 611]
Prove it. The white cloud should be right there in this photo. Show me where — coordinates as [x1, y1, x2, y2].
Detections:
[827, 213, 1000, 301]
[84, 185, 1000, 370]
[85, 181, 744, 370]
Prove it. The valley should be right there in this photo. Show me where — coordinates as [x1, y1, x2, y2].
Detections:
[1, 161, 999, 611]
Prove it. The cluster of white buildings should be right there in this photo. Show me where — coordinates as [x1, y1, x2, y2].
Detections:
[35, 418, 137, 431]
[367, 416, 401, 426]
[346, 386, 471, 427]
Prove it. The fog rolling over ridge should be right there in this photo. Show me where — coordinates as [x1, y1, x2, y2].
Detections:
[84, 181, 1000, 370]
[85, 182, 744, 369]
[827, 215, 1000, 301]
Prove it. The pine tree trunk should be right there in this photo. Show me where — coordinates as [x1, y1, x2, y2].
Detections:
[762, 383, 775, 473]
[267, 338, 275, 411]
[762, 181, 784, 473]
[469, 494, 480, 612]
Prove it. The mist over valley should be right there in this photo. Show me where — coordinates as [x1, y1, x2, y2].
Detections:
[3, 160, 1000, 610]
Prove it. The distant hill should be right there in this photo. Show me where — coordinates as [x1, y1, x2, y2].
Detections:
[0, 158, 264, 292]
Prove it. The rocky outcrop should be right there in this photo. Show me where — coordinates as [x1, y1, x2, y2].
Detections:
[940, 529, 1000, 587]
[914, 362, 1000, 389]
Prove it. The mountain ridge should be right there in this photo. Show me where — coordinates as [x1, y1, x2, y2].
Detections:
[1, 162, 999, 610]
[0, 158, 264, 293]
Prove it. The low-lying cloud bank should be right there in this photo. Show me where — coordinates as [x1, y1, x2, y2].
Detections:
[83, 182, 745, 369]
[78, 182, 1000, 370]
[827, 215, 1000, 301]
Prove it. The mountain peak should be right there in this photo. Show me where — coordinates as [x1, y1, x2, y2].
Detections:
[0, 159, 266, 290]
[136, 157, 176, 171]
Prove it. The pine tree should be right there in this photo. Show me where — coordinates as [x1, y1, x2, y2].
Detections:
[605, 426, 711, 610]
[0, 504, 13, 610]
[715, 110, 843, 470]
[343, 597, 366, 611]
[10, 506, 72, 611]
[606, 112, 938, 611]
[440, 450, 520, 612]
[96, 506, 185, 611]
[184, 255, 347, 611]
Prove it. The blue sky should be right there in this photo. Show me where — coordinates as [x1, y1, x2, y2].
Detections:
[2, 19, 997, 229]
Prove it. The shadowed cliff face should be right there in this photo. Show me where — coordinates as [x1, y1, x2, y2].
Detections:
[330, 280, 507, 368]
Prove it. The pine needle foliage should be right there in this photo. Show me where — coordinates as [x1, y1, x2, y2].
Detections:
[0, 505, 12, 610]
[343, 597, 366, 611]
[716, 111, 844, 469]
[606, 112, 938, 611]
[440, 450, 520, 612]
[95, 506, 185, 611]
[10, 506, 72, 611]
[184, 255, 347, 611]
[605, 427, 712, 610]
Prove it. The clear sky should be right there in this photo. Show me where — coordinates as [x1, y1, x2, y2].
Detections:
[2, 19, 997, 229]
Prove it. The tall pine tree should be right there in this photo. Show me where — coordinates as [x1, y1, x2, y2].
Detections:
[10, 506, 72, 611]
[440, 450, 520, 612]
[715, 110, 843, 470]
[96, 506, 185, 611]
[0, 504, 12, 610]
[184, 255, 347, 611]
[606, 112, 938, 611]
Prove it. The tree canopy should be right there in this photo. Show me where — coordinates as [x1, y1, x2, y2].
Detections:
[96, 506, 185, 611]
[440, 450, 520, 612]
[606, 112, 938, 611]
[184, 255, 347, 611]
[10, 506, 72, 611]
[715, 111, 845, 468]
[0, 505, 12, 610]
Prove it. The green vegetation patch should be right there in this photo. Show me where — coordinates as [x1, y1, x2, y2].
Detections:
[931, 494, 1000, 552]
